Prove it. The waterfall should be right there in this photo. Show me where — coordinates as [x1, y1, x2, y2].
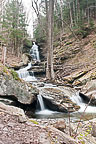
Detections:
[37, 95, 45, 110]
[17, 42, 40, 82]
[71, 91, 83, 105]
[30, 42, 40, 62]
[17, 63, 37, 82]
[71, 91, 96, 113]
[36, 94, 57, 115]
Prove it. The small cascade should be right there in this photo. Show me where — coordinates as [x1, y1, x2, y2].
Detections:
[71, 92, 96, 113]
[71, 91, 83, 106]
[17, 42, 41, 82]
[30, 42, 40, 62]
[37, 95, 45, 110]
[36, 94, 57, 115]
[17, 63, 37, 82]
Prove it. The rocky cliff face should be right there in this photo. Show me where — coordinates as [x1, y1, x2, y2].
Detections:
[0, 63, 39, 105]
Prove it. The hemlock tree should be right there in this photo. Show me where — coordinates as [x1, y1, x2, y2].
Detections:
[1, 0, 28, 57]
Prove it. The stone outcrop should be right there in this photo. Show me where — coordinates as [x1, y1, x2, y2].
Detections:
[41, 87, 80, 113]
[56, 67, 96, 87]
[29, 62, 46, 77]
[80, 80, 96, 105]
[0, 101, 26, 120]
[0, 74, 39, 105]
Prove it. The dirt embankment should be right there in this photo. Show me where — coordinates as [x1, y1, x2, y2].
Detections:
[54, 31, 96, 86]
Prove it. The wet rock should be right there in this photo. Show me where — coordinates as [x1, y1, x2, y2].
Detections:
[37, 82, 45, 87]
[0, 75, 39, 105]
[29, 62, 46, 77]
[41, 87, 80, 113]
[81, 80, 96, 105]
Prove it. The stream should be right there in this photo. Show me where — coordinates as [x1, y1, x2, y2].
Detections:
[15, 42, 96, 122]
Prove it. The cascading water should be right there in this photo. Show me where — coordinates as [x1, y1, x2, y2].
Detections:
[36, 93, 57, 115]
[17, 63, 37, 82]
[71, 91, 96, 113]
[16, 41, 96, 119]
[17, 42, 40, 82]
[30, 42, 40, 62]
[37, 95, 45, 110]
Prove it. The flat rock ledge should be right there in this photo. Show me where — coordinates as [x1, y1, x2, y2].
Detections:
[41, 87, 80, 113]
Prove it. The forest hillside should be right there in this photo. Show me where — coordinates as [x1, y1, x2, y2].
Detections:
[1, 0, 96, 144]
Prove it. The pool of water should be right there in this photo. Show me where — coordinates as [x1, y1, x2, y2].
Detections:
[32, 109, 96, 122]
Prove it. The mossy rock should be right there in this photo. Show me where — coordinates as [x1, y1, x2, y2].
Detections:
[29, 119, 39, 125]
[10, 69, 20, 80]
[3, 67, 10, 75]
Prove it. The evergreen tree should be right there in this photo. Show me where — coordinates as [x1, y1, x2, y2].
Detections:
[1, 0, 28, 57]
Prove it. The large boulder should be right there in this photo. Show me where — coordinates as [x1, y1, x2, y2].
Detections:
[0, 74, 39, 105]
[80, 80, 96, 105]
[41, 87, 80, 113]
[0, 101, 26, 120]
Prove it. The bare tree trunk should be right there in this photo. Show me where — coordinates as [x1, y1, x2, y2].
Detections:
[73, 0, 76, 26]
[46, 0, 55, 80]
[60, 0, 64, 31]
[77, 0, 80, 22]
[59, 0, 64, 46]
[31, 0, 40, 24]
[76, 0, 78, 23]
[88, 7, 90, 24]
[69, 2, 73, 28]
[45, 0, 50, 78]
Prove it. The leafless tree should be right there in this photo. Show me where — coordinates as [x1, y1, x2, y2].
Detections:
[46, 0, 55, 80]
[31, 0, 40, 23]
